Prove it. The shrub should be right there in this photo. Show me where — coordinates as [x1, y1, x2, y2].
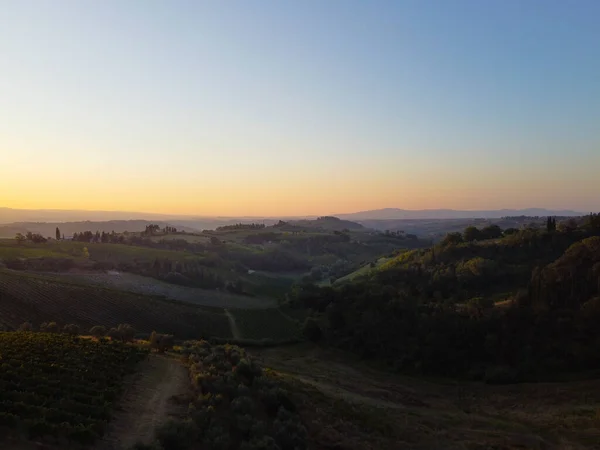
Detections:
[150, 331, 175, 353]
[19, 322, 33, 331]
[89, 325, 107, 338]
[155, 419, 197, 450]
[302, 318, 322, 342]
[63, 324, 80, 335]
[41, 321, 59, 333]
[106, 327, 122, 341]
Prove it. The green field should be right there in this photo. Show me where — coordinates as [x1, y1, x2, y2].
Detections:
[231, 308, 302, 341]
[0, 270, 232, 339]
[0, 239, 198, 264]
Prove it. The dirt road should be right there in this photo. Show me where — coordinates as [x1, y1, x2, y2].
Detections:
[224, 308, 242, 339]
[97, 354, 189, 450]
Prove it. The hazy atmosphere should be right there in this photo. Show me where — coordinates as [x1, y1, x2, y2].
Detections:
[3, 2, 600, 449]
[2, 0, 598, 216]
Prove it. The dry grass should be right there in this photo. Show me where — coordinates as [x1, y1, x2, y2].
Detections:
[253, 345, 600, 449]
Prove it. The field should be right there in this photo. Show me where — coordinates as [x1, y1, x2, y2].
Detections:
[49, 271, 276, 309]
[0, 332, 146, 446]
[253, 345, 600, 449]
[333, 256, 391, 285]
[231, 307, 302, 341]
[0, 239, 198, 264]
[0, 270, 232, 339]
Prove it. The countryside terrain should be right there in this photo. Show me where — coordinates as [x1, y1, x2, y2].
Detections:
[1, 213, 600, 449]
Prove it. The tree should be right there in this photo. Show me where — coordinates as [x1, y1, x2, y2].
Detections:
[442, 232, 463, 246]
[106, 327, 122, 340]
[19, 322, 33, 331]
[463, 226, 481, 242]
[63, 324, 80, 335]
[302, 318, 323, 342]
[481, 225, 503, 240]
[89, 325, 107, 338]
[15, 233, 26, 245]
[117, 323, 136, 342]
[56, 227, 61, 240]
[41, 322, 59, 333]
[149, 331, 174, 353]
[546, 216, 557, 232]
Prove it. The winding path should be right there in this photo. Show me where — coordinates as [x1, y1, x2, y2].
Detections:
[224, 308, 242, 339]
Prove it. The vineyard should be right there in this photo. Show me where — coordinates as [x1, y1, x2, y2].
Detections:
[0, 332, 146, 445]
[0, 270, 232, 339]
[231, 308, 301, 341]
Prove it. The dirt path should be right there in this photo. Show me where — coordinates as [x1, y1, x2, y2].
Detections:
[97, 354, 189, 450]
[224, 308, 242, 339]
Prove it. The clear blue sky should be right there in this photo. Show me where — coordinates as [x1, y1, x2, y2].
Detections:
[1, 0, 598, 215]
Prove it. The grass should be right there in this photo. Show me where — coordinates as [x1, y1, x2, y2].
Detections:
[334, 256, 391, 285]
[253, 345, 600, 449]
[231, 308, 301, 341]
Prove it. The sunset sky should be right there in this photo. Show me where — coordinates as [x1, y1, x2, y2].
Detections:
[1, 0, 598, 216]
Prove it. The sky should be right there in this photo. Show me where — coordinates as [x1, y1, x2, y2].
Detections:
[1, 0, 599, 216]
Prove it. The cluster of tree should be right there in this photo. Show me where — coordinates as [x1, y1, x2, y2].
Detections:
[72, 230, 122, 243]
[216, 223, 266, 231]
[15, 232, 48, 244]
[144, 341, 307, 450]
[288, 214, 600, 382]
[382, 230, 418, 240]
[144, 224, 161, 235]
[18, 322, 136, 342]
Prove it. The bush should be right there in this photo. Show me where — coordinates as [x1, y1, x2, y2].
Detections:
[63, 324, 80, 335]
[150, 331, 175, 353]
[89, 325, 107, 338]
[155, 419, 197, 450]
[302, 318, 322, 342]
[18, 322, 33, 331]
[40, 321, 59, 333]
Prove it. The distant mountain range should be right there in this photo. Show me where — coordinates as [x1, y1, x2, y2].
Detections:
[0, 206, 586, 227]
[336, 208, 585, 221]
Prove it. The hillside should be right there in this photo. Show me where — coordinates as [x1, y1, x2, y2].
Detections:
[0, 270, 232, 339]
[289, 214, 600, 382]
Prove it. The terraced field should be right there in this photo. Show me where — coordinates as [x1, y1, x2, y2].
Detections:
[0, 270, 232, 339]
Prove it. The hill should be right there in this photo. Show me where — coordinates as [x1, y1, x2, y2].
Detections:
[0, 220, 199, 238]
[337, 207, 585, 220]
[288, 213, 600, 382]
[288, 216, 365, 231]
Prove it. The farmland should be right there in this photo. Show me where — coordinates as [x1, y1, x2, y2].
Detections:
[48, 271, 276, 309]
[231, 308, 302, 341]
[0, 270, 232, 339]
[0, 239, 197, 264]
[0, 332, 147, 446]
